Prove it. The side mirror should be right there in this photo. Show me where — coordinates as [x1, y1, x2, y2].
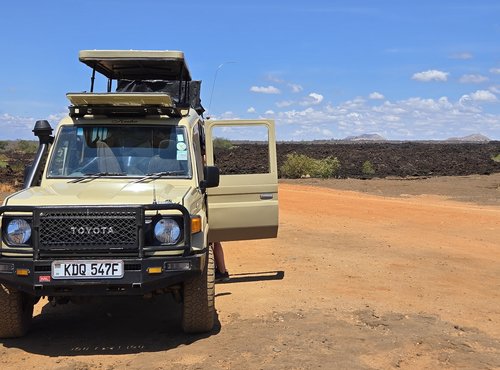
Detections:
[200, 166, 220, 191]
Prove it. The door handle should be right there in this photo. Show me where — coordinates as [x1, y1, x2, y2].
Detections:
[260, 193, 273, 200]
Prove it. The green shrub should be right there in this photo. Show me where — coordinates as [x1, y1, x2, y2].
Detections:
[280, 153, 340, 178]
[213, 137, 234, 150]
[313, 156, 342, 178]
[361, 160, 376, 175]
[492, 154, 500, 163]
[0, 154, 8, 168]
[280, 153, 314, 178]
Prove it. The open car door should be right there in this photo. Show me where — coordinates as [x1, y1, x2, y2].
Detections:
[205, 120, 278, 242]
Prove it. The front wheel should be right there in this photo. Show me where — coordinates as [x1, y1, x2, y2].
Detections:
[0, 284, 34, 338]
[182, 247, 215, 333]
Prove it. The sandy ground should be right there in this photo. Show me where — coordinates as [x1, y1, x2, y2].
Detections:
[0, 175, 499, 369]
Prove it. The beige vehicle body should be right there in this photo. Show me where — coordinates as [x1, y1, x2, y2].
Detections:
[0, 50, 278, 337]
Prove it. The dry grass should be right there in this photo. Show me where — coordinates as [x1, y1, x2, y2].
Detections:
[0, 183, 15, 193]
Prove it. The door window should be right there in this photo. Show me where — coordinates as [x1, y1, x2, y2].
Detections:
[211, 125, 270, 175]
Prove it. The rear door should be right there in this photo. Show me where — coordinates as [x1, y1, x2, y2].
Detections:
[205, 120, 278, 242]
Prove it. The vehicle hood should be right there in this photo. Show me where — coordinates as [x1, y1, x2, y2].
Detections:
[3, 181, 192, 207]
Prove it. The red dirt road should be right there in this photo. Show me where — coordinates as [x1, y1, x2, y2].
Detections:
[0, 177, 499, 369]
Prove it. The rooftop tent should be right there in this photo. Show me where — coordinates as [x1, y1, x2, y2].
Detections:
[79, 50, 192, 81]
[78, 50, 204, 114]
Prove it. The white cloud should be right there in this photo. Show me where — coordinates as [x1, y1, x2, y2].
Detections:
[384, 115, 400, 122]
[250, 85, 281, 94]
[458, 94, 475, 109]
[288, 83, 303, 93]
[459, 74, 488, 84]
[369, 92, 385, 100]
[340, 97, 366, 109]
[489, 86, 500, 94]
[310, 93, 324, 104]
[469, 90, 497, 102]
[276, 100, 294, 108]
[290, 126, 335, 138]
[449, 52, 473, 60]
[247, 107, 256, 113]
[47, 112, 67, 122]
[490, 68, 500, 75]
[0, 112, 67, 140]
[274, 95, 500, 141]
[264, 110, 275, 115]
[0, 114, 36, 139]
[212, 111, 241, 120]
[411, 70, 449, 82]
[266, 74, 284, 83]
[300, 93, 324, 106]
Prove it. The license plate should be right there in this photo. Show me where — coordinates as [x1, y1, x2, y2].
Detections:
[51, 260, 124, 279]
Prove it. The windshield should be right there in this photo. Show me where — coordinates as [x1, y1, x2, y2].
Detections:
[47, 125, 191, 178]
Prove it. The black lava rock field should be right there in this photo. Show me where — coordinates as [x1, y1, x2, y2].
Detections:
[214, 142, 500, 178]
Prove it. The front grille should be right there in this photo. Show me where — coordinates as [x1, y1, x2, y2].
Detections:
[35, 207, 140, 252]
[1, 203, 191, 259]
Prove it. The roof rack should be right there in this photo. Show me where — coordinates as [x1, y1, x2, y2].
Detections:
[67, 93, 187, 118]
[68, 105, 185, 118]
[72, 50, 204, 116]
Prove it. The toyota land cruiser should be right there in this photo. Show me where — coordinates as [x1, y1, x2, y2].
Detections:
[0, 50, 278, 337]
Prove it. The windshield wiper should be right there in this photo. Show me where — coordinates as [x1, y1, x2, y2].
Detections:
[69, 172, 126, 183]
[133, 171, 186, 184]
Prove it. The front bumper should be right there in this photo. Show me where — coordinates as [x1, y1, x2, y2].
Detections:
[0, 253, 205, 296]
[0, 203, 205, 296]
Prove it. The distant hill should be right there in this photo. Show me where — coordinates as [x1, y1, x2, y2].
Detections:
[343, 133, 387, 142]
[446, 134, 490, 142]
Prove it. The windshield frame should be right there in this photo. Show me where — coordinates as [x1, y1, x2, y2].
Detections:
[45, 124, 192, 180]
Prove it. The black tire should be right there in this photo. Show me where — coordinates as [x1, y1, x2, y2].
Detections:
[0, 284, 33, 338]
[182, 246, 215, 333]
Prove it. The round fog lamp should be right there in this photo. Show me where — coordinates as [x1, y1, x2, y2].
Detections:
[154, 218, 181, 244]
[6, 219, 32, 245]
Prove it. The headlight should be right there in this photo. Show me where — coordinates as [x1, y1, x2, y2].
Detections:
[154, 218, 181, 244]
[6, 219, 32, 245]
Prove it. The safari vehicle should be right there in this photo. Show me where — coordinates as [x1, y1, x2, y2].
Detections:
[0, 50, 278, 337]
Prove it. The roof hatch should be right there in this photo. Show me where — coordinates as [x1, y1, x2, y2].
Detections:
[69, 50, 204, 117]
[79, 50, 191, 81]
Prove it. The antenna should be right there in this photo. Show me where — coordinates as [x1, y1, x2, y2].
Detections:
[207, 61, 236, 118]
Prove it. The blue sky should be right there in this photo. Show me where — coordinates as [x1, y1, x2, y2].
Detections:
[1, 0, 499, 140]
